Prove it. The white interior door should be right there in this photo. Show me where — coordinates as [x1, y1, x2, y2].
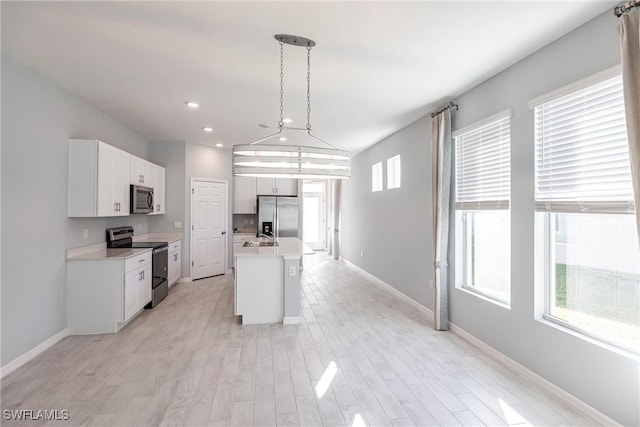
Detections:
[191, 179, 227, 280]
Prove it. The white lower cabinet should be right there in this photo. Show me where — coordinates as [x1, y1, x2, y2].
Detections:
[124, 262, 151, 321]
[168, 240, 182, 286]
[67, 250, 152, 334]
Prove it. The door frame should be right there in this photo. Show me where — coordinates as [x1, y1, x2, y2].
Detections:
[190, 177, 228, 280]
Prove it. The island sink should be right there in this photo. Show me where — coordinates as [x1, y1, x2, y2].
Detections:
[243, 240, 279, 247]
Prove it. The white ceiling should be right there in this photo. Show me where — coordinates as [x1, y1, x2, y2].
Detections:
[1, 1, 614, 154]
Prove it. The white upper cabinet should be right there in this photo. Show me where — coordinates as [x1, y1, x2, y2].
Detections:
[256, 177, 298, 196]
[275, 178, 298, 196]
[68, 139, 130, 217]
[234, 176, 257, 214]
[130, 155, 151, 186]
[148, 163, 165, 215]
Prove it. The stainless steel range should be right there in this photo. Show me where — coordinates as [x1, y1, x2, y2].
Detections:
[106, 226, 169, 308]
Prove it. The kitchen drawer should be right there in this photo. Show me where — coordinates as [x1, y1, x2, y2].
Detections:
[124, 251, 152, 272]
[169, 240, 181, 253]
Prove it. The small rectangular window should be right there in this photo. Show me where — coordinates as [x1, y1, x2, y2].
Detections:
[387, 155, 401, 189]
[371, 162, 382, 192]
[454, 111, 511, 304]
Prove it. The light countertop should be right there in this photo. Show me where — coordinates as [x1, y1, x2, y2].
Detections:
[67, 247, 151, 261]
[234, 237, 313, 257]
[133, 233, 183, 244]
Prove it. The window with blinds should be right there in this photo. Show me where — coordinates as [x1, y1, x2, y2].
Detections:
[454, 112, 511, 210]
[534, 74, 634, 213]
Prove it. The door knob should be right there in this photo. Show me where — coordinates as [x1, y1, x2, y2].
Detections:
[221, 231, 227, 235]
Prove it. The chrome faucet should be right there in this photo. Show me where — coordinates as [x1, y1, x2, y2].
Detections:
[258, 233, 275, 242]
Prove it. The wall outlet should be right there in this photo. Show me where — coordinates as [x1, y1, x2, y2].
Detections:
[429, 279, 434, 290]
[289, 266, 296, 276]
[360, 250, 363, 257]
[249, 219, 254, 225]
[243, 219, 249, 225]
[137, 223, 142, 230]
[83, 229, 89, 240]
[173, 221, 182, 229]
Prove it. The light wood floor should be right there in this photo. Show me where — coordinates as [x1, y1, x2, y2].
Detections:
[2, 253, 599, 426]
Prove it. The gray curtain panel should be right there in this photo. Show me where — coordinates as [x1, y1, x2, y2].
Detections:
[621, 10, 640, 244]
[431, 109, 452, 331]
[333, 179, 341, 260]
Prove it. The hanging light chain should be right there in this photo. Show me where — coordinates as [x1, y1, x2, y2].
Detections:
[306, 45, 312, 131]
[279, 41, 284, 128]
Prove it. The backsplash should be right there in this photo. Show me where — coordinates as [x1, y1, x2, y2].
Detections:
[233, 214, 258, 234]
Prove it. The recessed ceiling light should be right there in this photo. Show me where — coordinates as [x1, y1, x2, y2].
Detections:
[215, 143, 224, 148]
[283, 118, 293, 124]
[203, 127, 213, 132]
[279, 137, 287, 142]
[185, 101, 199, 108]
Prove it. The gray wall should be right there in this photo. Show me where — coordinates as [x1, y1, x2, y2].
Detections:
[341, 117, 433, 307]
[184, 143, 233, 276]
[149, 140, 186, 235]
[341, 11, 638, 426]
[1, 56, 150, 365]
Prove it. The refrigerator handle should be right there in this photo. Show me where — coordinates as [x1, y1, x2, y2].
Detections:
[273, 208, 277, 239]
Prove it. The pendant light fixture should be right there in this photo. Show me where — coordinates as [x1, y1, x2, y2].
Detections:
[233, 34, 351, 179]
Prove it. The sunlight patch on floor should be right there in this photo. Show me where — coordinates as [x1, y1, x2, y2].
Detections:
[498, 397, 529, 425]
[315, 361, 338, 399]
[352, 413, 367, 427]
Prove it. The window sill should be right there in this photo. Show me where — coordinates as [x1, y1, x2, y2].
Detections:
[458, 285, 511, 310]
[537, 315, 639, 360]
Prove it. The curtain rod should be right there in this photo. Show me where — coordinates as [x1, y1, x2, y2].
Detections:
[614, 0, 639, 17]
[431, 102, 459, 118]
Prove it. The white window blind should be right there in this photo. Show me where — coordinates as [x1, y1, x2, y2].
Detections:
[534, 74, 634, 213]
[454, 114, 511, 210]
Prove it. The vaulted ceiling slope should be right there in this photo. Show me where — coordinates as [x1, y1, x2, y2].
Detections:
[1, 1, 614, 154]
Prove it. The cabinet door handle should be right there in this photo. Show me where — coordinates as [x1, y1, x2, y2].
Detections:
[138, 258, 145, 263]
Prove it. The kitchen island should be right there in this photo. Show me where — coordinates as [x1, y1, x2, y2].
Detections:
[233, 237, 312, 325]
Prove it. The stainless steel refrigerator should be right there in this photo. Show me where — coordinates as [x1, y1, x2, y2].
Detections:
[257, 196, 299, 238]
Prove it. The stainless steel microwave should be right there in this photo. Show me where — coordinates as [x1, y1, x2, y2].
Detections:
[130, 184, 154, 214]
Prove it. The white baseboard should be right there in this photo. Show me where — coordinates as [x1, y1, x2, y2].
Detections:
[283, 316, 301, 325]
[448, 323, 621, 427]
[338, 258, 618, 427]
[1, 328, 69, 378]
[177, 277, 191, 283]
[340, 258, 434, 323]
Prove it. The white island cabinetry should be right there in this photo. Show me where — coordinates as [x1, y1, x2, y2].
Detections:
[233, 237, 312, 325]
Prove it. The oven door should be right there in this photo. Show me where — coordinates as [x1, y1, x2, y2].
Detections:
[151, 246, 168, 288]
[130, 185, 154, 214]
